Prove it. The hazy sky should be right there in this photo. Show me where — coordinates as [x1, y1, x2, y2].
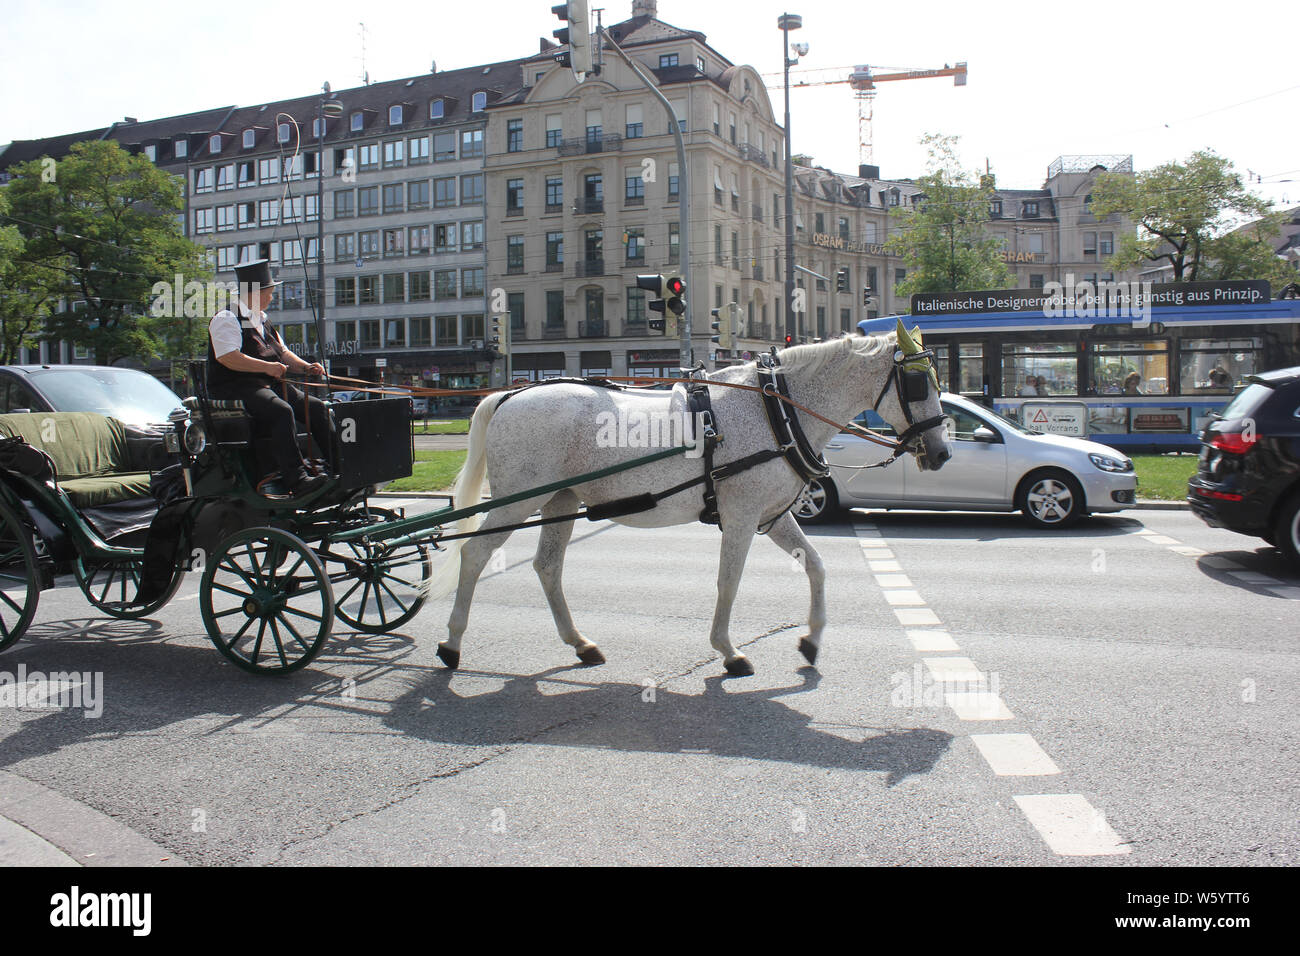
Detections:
[2, 0, 1295, 207]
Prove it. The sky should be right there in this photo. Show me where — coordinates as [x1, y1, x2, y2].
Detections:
[2, 0, 1296, 208]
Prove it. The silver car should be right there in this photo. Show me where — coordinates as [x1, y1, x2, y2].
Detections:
[795, 393, 1138, 528]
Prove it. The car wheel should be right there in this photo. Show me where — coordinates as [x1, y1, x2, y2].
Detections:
[1018, 470, 1085, 529]
[793, 477, 839, 524]
[1273, 493, 1300, 571]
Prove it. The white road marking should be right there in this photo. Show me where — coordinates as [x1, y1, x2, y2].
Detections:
[854, 528, 883, 538]
[970, 734, 1060, 776]
[1269, 586, 1300, 600]
[906, 629, 960, 652]
[883, 590, 926, 606]
[1200, 556, 1242, 569]
[1228, 571, 1277, 584]
[1013, 794, 1132, 856]
[868, 559, 901, 572]
[1145, 535, 1180, 545]
[1169, 545, 1207, 557]
[894, 607, 941, 627]
[858, 541, 891, 552]
[945, 692, 1014, 720]
[874, 573, 913, 588]
[923, 657, 985, 684]
[1133, 529, 1161, 536]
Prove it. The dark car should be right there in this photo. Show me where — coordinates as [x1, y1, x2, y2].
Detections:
[1187, 365, 1300, 568]
[0, 365, 186, 427]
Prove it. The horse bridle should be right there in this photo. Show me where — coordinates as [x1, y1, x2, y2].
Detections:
[872, 347, 947, 455]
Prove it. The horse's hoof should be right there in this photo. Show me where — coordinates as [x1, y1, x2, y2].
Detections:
[725, 656, 755, 677]
[577, 646, 606, 666]
[798, 637, 819, 666]
[436, 645, 460, 670]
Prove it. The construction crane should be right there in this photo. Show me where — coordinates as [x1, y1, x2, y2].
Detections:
[765, 62, 968, 166]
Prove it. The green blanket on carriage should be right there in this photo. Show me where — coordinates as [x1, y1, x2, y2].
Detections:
[0, 412, 153, 508]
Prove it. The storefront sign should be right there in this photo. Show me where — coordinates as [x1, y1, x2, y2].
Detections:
[809, 233, 891, 256]
[996, 251, 1047, 263]
[912, 281, 1271, 317]
[1021, 402, 1087, 437]
[1130, 407, 1190, 433]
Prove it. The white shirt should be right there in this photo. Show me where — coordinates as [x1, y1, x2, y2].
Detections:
[209, 299, 284, 359]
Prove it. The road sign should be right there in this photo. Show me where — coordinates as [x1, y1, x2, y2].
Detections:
[1022, 402, 1086, 437]
[375, 358, 388, 368]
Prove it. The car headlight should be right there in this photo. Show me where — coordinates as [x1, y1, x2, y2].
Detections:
[1089, 453, 1132, 473]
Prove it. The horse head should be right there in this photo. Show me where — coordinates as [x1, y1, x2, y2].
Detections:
[871, 320, 952, 471]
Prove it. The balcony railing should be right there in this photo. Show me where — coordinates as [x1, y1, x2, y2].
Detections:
[545, 260, 564, 273]
[752, 265, 764, 281]
[545, 202, 564, 215]
[738, 143, 771, 168]
[543, 323, 568, 338]
[557, 134, 623, 156]
[579, 319, 608, 338]
[624, 195, 645, 207]
[576, 258, 605, 277]
[575, 197, 604, 215]
[746, 322, 772, 340]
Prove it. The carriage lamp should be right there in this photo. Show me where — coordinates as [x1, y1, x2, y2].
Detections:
[183, 421, 208, 456]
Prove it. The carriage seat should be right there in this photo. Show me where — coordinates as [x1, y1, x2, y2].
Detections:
[0, 412, 153, 508]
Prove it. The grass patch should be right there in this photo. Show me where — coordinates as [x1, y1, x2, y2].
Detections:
[412, 420, 471, 435]
[1131, 454, 1198, 501]
[385, 450, 467, 493]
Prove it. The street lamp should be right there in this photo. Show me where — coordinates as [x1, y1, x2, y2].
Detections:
[778, 14, 805, 345]
[316, 83, 343, 375]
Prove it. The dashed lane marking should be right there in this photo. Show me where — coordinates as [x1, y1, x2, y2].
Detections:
[873, 573, 913, 588]
[906, 629, 960, 652]
[893, 607, 941, 627]
[970, 734, 1061, 776]
[868, 559, 902, 572]
[945, 692, 1015, 721]
[883, 589, 927, 607]
[923, 656, 986, 684]
[1013, 794, 1132, 856]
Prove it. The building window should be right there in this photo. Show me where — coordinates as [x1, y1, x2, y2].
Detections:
[389, 105, 404, 126]
[237, 161, 254, 187]
[472, 92, 487, 112]
[625, 104, 643, 139]
[335, 234, 356, 262]
[335, 277, 356, 306]
[546, 114, 563, 148]
[237, 202, 255, 228]
[625, 169, 645, 204]
[430, 99, 444, 120]
[357, 186, 379, 216]
[383, 228, 404, 257]
[1083, 231, 1098, 256]
[360, 320, 380, 348]
[216, 205, 236, 232]
[990, 199, 1002, 218]
[277, 123, 291, 144]
[696, 56, 705, 73]
[627, 288, 647, 327]
[461, 129, 484, 158]
[506, 178, 525, 214]
[194, 168, 214, 193]
[359, 231, 380, 259]
[507, 235, 525, 273]
[461, 268, 485, 298]
[410, 316, 432, 346]
[408, 180, 430, 210]
[625, 227, 645, 262]
[358, 276, 379, 305]
[358, 144, 379, 170]
[1024, 201, 1039, 217]
[545, 176, 563, 212]
[409, 271, 431, 302]
[462, 314, 485, 343]
[1002, 342, 1079, 396]
[585, 109, 602, 146]
[209, 134, 223, 154]
[334, 190, 354, 218]
[508, 292, 525, 333]
[385, 318, 406, 347]
[668, 162, 680, 200]
[546, 231, 564, 270]
[1029, 274, 1045, 290]
[351, 112, 365, 132]
[668, 223, 680, 264]
[433, 132, 456, 162]
[435, 270, 458, 300]
[382, 183, 403, 213]
[434, 223, 457, 253]
[258, 199, 279, 226]
[659, 53, 678, 68]
[546, 290, 565, 330]
[1100, 232, 1114, 256]
[383, 140, 405, 167]
[409, 135, 430, 164]
[383, 273, 405, 303]
[460, 173, 484, 204]
[461, 221, 485, 251]
[333, 147, 355, 177]
[433, 177, 456, 207]
[436, 315, 457, 346]
[507, 119, 523, 153]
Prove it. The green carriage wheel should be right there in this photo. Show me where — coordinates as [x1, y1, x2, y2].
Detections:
[200, 527, 334, 675]
[331, 525, 432, 634]
[0, 501, 39, 653]
[74, 556, 183, 619]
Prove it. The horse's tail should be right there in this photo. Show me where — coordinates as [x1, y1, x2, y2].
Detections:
[420, 391, 509, 601]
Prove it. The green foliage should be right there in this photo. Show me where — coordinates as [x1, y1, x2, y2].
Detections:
[3, 139, 210, 366]
[885, 134, 1012, 301]
[1089, 150, 1287, 290]
[0, 190, 58, 364]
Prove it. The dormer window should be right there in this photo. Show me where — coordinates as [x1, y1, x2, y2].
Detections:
[471, 92, 487, 113]
[173, 139, 187, 159]
[1024, 201, 1039, 218]
[990, 200, 1002, 217]
[209, 134, 223, 154]
[889, 189, 900, 207]
[350, 111, 364, 132]
[277, 123, 292, 144]
[696, 56, 705, 73]
[144, 144, 157, 162]
[389, 105, 403, 125]
[242, 129, 255, 149]
[659, 53, 678, 68]
[430, 99, 445, 120]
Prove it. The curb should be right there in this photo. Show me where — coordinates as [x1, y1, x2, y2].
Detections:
[1135, 499, 1190, 510]
[0, 770, 185, 866]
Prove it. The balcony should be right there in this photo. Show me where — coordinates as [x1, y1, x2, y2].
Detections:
[738, 143, 771, 168]
[507, 263, 524, 275]
[624, 195, 645, 208]
[576, 258, 605, 277]
[745, 322, 772, 340]
[545, 260, 564, 273]
[545, 203, 564, 215]
[543, 323, 568, 338]
[751, 265, 764, 281]
[579, 319, 608, 338]
[575, 197, 604, 215]
[558, 134, 623, 156]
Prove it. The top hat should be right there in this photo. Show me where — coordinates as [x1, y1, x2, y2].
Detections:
[234, 257, 283, 291]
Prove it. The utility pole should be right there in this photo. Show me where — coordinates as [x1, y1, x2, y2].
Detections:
[779, 13, 803, 346]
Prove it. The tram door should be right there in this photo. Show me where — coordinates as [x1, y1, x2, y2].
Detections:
[956, 341, 990, 406]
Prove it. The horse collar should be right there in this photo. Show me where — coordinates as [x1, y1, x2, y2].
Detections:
[756, 365, 830, 485]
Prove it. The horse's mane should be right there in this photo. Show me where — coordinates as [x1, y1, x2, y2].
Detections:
[774, 332, 895, 376]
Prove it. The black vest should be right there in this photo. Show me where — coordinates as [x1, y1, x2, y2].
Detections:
[207, 305, 284, 392]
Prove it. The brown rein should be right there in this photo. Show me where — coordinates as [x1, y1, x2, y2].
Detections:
[290, 370, 902, 451]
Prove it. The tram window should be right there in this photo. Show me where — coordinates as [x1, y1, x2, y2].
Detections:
[1001, 342, 1078, 396]
[1178, 338, 1262, 393]
[1091, 341, 1169, 395]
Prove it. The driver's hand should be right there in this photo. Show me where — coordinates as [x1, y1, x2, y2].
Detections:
[307, 362, 325, 378]
[268, 362, 288, 380]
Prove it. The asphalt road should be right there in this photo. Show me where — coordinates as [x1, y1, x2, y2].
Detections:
[0, 504, 1294, 866]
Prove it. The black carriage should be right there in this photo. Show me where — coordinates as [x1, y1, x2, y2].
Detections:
[0, 365, 430, 674]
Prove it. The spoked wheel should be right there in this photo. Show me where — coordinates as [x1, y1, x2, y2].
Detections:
[0, 501, 39, 653]
[74, 556, 183, 619]
[329, 509, 432, 633]
[201, 527, 334, 675]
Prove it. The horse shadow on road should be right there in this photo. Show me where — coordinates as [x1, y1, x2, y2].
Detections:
[382, 665, 953, 787]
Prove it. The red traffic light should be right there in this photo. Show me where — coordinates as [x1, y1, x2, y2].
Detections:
[785, 334, 793, 345]
[665, 276, 685, 296]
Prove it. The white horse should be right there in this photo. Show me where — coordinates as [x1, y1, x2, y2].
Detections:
[424, 322, 952, 676]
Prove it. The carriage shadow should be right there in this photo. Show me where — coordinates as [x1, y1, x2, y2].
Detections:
[383, 665, 954, 787]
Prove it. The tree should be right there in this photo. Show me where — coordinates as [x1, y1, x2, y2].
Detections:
[4, 139, 210, 366]
[1089, 149, 1287, 289]
[0, 190, 59, 364]
[885, 134, 1012, 300]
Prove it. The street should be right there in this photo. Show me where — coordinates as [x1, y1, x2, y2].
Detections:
[0, 504, 1294, 866]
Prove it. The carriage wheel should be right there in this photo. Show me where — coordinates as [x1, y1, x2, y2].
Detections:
[74, 556, 183, 620]
[200, 527, 334, 675]
[0, 501, 39, 653]
[331, 508, 432, 634]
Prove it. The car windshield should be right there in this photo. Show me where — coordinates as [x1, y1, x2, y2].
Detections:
[28, 368, 185, 425]
[1217, 383, 1271, 422]
[968, 402, 1038, 435]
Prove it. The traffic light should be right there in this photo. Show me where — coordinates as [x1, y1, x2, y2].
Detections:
[836, 268, 850, 294]
[638, 273, 667, 331]
[489, 314, 504, 355]
[862, 286, 872, 306]
[663, 273, 686, 316]
[784, 333, 793, 347]
[551, 2, 594, 78]
[639, 273, 686, 333]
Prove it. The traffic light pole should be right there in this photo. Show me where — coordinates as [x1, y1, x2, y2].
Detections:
[599, 27, 692, 370]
